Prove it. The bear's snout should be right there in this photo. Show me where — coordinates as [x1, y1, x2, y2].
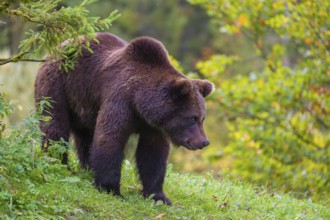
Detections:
[197, 139, 210, 149]
[185, 138, 210, 150]
[202, 140, 210, 147]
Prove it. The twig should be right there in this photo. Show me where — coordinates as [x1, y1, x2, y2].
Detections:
[0, 57, 46, 66]
[6, 8, 64, 31]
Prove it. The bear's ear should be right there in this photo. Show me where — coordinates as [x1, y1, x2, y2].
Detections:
[126, 37, 170, 65]
[193, 79, 215, 97]
[167, 79, 192, 99]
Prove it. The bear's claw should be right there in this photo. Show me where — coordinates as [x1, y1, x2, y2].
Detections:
[145, 192, 172, 206]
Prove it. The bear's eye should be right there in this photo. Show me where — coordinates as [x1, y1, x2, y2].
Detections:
[191, 116, 198, 123]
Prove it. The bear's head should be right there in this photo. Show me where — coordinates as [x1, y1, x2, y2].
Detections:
[134, 76, 214, 150]
[128, 37, 215, 150]
[160, 78, 214, 150]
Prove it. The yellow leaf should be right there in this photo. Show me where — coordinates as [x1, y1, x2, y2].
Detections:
[155, 213, 166, 219]
[43, 116, 52, 122]
[248, 141, 256, 148]
[243, 134, 250, 142]
[271, 101, 281, 110]
[234, 131, 241, 139]
[305, 38, 312, 45]
[237, 15, 249, 27]
[272, 2, 280, 9]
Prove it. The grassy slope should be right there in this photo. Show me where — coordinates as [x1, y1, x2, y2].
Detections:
[1, 154, 329, 220]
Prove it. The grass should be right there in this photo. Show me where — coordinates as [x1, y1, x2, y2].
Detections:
[0, 113, 329, 220]
[1, 158, 330, 219]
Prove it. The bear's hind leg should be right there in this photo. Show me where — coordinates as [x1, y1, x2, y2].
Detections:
[35, 63, 72, 164]
[136, 129, 171, 205]
[37, 93, 71, 164]
[72, 128, 94, 169]
[39, 103, 71, 164]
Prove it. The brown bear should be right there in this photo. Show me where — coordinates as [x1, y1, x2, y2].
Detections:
[35, 32, 214, 205]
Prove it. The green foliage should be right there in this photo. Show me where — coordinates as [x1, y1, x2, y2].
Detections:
[190, 0, 330, 202]
[196, 54, 238, 79]
[0, 0, 120, 68]
[0, 91, 12, 119]
[0, 91, 13, 140]
[0, 95, 329, 218]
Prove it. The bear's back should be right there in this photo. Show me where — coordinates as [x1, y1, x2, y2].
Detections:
[93, 32, 127, 50]
[79, 32, 127, 58]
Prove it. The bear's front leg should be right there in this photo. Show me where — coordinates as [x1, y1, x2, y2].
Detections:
[91, 141, 125, 195]
[90, 107, 131, 196]
[136, 128, 171, 205]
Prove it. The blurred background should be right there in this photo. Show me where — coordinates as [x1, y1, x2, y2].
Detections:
[0, 0, 329, 204]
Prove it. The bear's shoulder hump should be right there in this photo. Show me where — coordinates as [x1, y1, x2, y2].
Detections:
[125, 37, 170, 66]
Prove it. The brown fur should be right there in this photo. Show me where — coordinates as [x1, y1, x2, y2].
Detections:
[35, 32, 214, 205]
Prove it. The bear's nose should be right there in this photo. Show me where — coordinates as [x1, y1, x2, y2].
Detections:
[202, 140, 209, 147]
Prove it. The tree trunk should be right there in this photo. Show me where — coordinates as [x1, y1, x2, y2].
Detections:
[7, 16, 25, 56]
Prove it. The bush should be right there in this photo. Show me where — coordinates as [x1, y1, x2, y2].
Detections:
[0, 94, 75, 215]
